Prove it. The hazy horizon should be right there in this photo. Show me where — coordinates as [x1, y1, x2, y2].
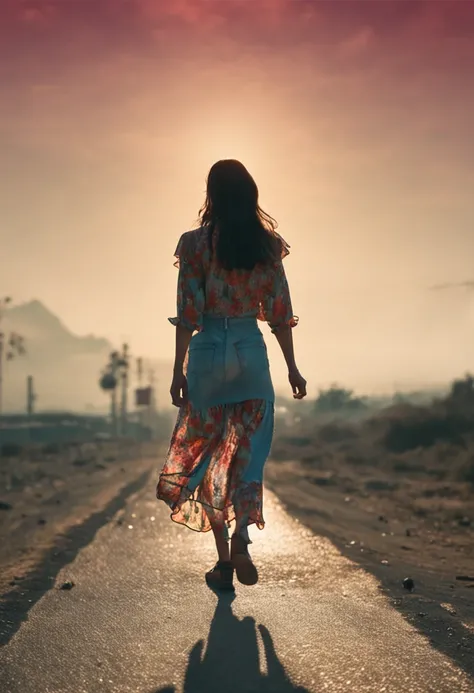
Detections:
[2, 0, 473, 400]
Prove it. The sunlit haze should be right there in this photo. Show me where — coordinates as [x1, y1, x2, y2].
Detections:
[2, 0, 474, 400]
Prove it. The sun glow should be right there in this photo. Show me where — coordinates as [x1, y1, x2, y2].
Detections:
[193, 123, 264, 180]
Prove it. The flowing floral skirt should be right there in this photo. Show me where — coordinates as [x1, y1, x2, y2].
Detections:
[156, 399, 274, 539]
[156, 316, 275, 541]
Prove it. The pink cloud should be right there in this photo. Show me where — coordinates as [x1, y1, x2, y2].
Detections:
[3, 0, 55, 24]
[135, 0, 306, 26]
[1, 0, 473, 46]
[338, 26, 375, 58]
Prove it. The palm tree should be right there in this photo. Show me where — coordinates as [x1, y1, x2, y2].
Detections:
[99, 345, 129, 436]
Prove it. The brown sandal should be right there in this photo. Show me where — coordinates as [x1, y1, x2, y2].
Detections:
[205, 561, 235, 592]
[231, 534, 259, 586]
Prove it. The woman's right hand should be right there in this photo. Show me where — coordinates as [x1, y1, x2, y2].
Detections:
[170, 369, 188, 407]
[288, 368, 307, 399]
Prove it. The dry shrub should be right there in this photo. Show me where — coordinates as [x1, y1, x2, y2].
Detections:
[458, 457, 474, 485]
[376, 376, 474, 453]
[0, 443, 23, 457]
[271, 376, 474, 490]
[270, 435, 313, 461]
[382, 407, 470, 452]
[317, 422, 358, 444]
[41, 442, 61, 455]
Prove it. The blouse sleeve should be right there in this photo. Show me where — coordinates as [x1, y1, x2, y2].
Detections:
[262, 241, 299, 333]
[168, 231, 205, 332]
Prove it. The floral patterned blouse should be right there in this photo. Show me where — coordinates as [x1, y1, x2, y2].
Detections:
[168, 225, 298, 333]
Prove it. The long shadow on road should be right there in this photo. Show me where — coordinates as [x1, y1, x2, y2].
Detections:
[153, 594, 311, 693]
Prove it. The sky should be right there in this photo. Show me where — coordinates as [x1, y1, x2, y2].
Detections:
[1, 0, 474, 397]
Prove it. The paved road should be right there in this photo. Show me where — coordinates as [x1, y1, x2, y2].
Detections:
[1, 471, 473, 693]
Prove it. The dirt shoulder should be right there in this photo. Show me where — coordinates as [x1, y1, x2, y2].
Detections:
[0, 441, 160, 596]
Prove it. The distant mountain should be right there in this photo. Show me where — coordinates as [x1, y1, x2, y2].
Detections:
[1, 300, 172, 413]
[4, 300, 111, 355]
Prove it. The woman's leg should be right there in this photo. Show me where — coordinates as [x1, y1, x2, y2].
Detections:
[210, 519, 230, 563]
[205, 517, 234, 591]
[233, 401, 273, 545]
[231, 402, 274, 585]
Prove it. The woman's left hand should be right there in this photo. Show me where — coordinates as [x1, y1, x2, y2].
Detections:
[170, 370, 188, 407]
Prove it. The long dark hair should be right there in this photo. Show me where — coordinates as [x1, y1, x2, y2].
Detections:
[198, 159, 280, 271]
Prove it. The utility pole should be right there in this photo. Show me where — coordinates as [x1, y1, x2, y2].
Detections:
[110, 351, 119, 436]
[26, 375, 36, 415]
[99, 351, 120, 437]
[137, 357, 143, 387]
[136, 357, 143, 431]
[0, 296, 10, 417]
[119, 342, 129, 437]
[148, 366, 156, 437]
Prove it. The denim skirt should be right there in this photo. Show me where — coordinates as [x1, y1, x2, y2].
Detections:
[186, 315, 275, 409]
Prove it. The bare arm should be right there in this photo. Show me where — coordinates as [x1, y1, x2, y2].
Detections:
[173, 324, 193, 374]
[272, 325, 297, 373]
[170, 326, 192, 407]
[264, 255, 307, 399]
[273, 325, 307, 399]
[168, 231, 204, 406]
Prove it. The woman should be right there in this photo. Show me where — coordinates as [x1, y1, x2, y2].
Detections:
[157, 159, 307, 592]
